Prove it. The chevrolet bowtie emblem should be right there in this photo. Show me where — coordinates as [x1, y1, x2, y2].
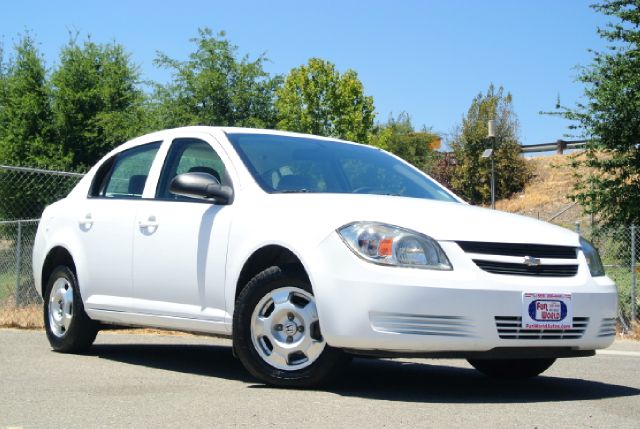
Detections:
[523, 256, 541, 266]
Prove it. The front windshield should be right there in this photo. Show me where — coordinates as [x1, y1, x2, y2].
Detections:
[227, 133, 459, 203]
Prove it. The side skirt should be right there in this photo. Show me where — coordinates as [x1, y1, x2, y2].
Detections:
[85, 308, 231, 336]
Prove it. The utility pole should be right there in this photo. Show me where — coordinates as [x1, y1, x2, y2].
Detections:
[487, 120, 496, 209]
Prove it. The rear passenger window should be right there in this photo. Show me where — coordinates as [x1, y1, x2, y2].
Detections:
[92, 143, 161, 199]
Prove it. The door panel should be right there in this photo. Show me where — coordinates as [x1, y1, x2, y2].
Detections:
[78, 142, 161, 312]
[132, 201, 231, 322]
[79, 200, 137, 311]
[131, 137, 232, 324]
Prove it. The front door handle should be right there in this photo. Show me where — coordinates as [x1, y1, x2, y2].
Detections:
[138, 215, 158, 230]
[78, 213, 93, 230]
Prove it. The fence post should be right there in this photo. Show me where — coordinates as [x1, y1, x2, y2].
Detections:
[631, 224, 637, 324]
[15, 220, 22, 307]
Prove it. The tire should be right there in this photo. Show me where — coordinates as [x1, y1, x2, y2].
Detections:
[467, 358, 556, 379]
[233, 265, 348, 387]
[43, 265, 98, 353]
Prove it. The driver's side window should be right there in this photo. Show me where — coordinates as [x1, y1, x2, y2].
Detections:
[156, 138, 227, 200]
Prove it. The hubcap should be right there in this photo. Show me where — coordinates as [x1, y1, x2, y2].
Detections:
[250, 287, 326, 370]
[48, 278, 73, 338]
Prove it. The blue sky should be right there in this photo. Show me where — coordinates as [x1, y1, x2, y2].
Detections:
[2, 0, 609, 146]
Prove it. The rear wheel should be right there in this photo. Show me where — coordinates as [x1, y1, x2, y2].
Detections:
[467, 358, 556, 379]
[233, 265, 348, 387]
[44, 265, 98, 353]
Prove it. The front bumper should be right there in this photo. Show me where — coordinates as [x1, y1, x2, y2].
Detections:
[309, 235, 618, 356]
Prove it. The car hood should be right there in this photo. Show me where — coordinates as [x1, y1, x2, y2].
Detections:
[266, 193, 580, 247]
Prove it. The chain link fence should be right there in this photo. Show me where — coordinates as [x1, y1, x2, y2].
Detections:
[588, 225, 638, 331]
[0, 165, 84, 327]
[0, 163, 638, 333]
[0, 165, 84, 220]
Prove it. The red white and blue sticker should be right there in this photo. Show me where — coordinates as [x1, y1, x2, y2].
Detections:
[522, 293, 573, 330]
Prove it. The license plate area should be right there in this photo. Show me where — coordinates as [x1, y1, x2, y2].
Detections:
[522, 293, 573, 330]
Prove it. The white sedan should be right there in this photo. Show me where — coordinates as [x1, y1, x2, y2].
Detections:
[33, 127, 617, 386]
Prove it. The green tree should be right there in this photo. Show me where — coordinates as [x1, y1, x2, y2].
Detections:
[450, 84, 529, 204]
[558, 0, 640, 227]
[0, 34, 66, 169]
[0, 35, 73, 220]
[370, 112, 440, 172]
[152, 28, 281, 129]
[0, 43, 5, 120]
[370, 112, 414, 151]
[51, 36, 147, 170]
[275, 58, 375, 142]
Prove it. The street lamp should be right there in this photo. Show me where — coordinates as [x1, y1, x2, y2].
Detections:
[482, 120, 496, 209]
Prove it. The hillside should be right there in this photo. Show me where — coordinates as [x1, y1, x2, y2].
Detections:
[495, 153, 592, 230]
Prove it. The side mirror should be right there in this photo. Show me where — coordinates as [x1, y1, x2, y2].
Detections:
[169, 172, 233, 205]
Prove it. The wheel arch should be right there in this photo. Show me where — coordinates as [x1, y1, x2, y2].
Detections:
[41, 246, 76, 295]
[234, 244, 311, 302]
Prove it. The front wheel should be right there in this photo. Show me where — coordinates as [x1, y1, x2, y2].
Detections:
[233, 266, 348, 387]
[467, 358, 556, 379]
[44, 265, 98, 353]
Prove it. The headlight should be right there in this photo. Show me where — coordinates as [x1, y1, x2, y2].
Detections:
[580, 237, 605, 277]
[337, 222, 452, 270]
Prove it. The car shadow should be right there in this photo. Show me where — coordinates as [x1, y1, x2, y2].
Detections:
[326, 357, 640, 404]
[89, 342, 640, 404]
[89, 343, 255, 383]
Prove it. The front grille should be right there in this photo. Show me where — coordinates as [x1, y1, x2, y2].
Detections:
[456, 241, 579, 277]
[456, 241, 577, 259]
[598, 318, 616, 337]
[495, 316, 588, 339]
[474, 260, 579, 277]
[370, 312, 474, 337]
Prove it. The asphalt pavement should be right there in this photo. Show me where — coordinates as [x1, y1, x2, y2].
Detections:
[1, 329, 639, 428]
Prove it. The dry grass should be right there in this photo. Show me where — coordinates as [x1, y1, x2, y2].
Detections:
[618, 323, 640, 341]
[496, 152, 592, 225]
[0, 239, 12, 251]
[0, 304, 43, 329]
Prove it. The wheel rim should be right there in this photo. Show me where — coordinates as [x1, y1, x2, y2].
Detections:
[48, 277, 74, 338]
[250, 287, 326, 371]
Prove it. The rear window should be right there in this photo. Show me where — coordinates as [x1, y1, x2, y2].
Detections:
[90, 142, 161, 199]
